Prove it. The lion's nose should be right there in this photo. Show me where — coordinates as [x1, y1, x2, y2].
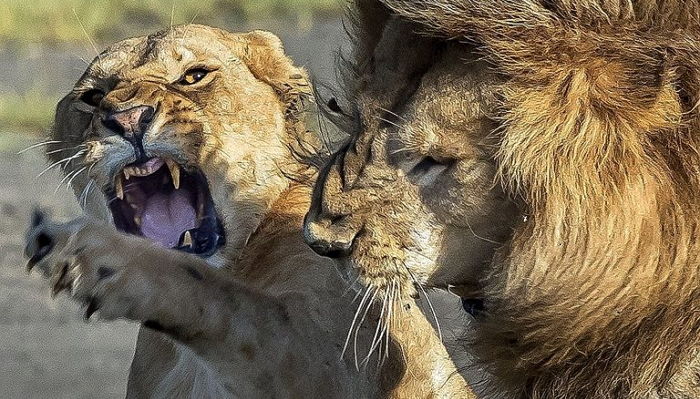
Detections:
[303, 217, 354, 259]
[101, 105, 155, 140]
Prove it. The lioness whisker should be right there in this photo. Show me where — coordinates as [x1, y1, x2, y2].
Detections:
[106, 187, 140, 205]
[17, 140, 65, 155]
[54, 166, 86, 195]
[71, 7, 99, 56]
[79, 179, 96, 208]
[65, 166, 88, 192]
[37, 149, 86, 179]
[45, 144, 86, 156]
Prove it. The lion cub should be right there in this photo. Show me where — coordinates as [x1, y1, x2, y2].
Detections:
[24, 25, 472, 398]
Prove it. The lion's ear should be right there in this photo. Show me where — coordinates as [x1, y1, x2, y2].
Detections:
[240, 30, 312, 120]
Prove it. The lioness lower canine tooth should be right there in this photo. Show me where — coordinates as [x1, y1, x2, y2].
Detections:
[115, 175, 124, 200]
[181, 230, 193, 248]
[167, 160, 180, 190]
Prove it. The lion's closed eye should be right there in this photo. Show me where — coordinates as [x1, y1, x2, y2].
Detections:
[403, 155, 454, 186]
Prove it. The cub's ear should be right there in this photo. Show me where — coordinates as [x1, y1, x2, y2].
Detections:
[240, 30, 312, 120]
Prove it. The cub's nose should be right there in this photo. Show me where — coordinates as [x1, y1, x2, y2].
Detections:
[303, 216, 354, 258]
[101, 105, 155, 139]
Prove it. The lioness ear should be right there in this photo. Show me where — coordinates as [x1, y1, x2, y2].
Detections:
[240, 30, 312, 120]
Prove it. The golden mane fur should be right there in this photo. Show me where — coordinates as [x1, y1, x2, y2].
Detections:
[308, 1, 700, 397]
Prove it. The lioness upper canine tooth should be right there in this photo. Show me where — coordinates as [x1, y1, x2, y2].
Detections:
[123, 168, 131, 180]
[166, 160, 180, 189]
[115, 175, 124, 200]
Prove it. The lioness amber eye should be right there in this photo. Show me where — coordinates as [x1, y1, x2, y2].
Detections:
[80, 89, 105, 107]
[179, 68, 210, 85]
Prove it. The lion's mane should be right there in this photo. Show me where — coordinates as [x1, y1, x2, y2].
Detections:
[345, 1, 700, 397]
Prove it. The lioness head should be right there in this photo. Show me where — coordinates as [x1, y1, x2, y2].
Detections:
[304, 17, 518, 298]
[50, 24, 311, 264]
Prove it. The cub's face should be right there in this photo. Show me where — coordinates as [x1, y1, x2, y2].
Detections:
[304, 36, 519, 298]
[51, 25, 308, 264]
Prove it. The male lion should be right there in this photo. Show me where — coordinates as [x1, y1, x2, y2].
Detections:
[305, 1, 700, 398]
[23, 25, 472, 398]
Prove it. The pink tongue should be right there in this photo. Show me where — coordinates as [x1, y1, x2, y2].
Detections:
[141, 190, 197, 248]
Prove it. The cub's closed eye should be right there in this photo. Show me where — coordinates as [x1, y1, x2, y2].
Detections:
[179, 68, 211, 85]
[80, 89, 105, 107]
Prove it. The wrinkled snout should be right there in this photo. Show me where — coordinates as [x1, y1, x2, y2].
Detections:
[302, 213, 357, 258]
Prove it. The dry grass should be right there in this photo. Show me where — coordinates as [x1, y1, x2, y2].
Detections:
[0, 0, 343, 45]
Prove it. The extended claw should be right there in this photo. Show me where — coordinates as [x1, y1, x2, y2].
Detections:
[50, 262, 70, 298]
[84, 297, 100, 321]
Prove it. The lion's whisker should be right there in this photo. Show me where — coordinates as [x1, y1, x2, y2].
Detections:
[341, 286, 373, 361]
[465, 219, 504, 245]
[362, 287, 390, 366]
[379, 106, 409, 122]
[344, 273, 363, 299]
[388, 145, 421, 156]
[378, 116, 401, 129]
[353, 287, 379, 371]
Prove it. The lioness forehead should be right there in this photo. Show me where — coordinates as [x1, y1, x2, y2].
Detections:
[81, 24, 250, 83]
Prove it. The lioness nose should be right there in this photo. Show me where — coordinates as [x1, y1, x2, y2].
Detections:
[102, 105, 155, 139]
[303, 217, 354, 258]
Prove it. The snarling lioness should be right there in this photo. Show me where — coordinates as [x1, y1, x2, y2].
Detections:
[305, 1, 700, 398]
[23, 25, 472, 398]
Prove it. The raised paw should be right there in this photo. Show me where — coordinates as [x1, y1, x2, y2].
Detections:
[24, 211, 156, 321]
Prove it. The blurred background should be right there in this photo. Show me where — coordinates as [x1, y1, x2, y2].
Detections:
[0, 1, 472, 398]
[0, 2, 347, 398]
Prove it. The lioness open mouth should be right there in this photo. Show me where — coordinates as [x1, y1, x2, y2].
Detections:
[106, 157, 226, 257]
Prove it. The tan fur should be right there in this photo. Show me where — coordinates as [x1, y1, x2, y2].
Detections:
[25, 25, 472, 398]
[305, 1, 700, 398]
